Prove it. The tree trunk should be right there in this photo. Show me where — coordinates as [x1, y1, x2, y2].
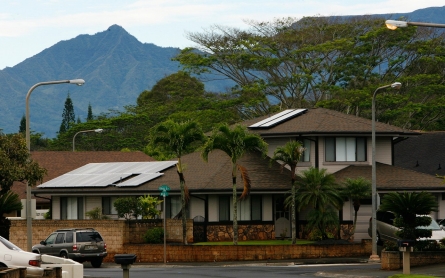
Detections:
[180, 180, 188, 245]
[291, 180, 296, 244]
[232, 178, 238, 245]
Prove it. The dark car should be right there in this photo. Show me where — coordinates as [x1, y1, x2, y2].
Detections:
[32, 228, 107, 268]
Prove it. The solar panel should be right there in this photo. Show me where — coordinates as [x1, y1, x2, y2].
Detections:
[248, 109, 295, 128]
[37, 161, 177, 188]
[249, 109, 307, 128]
[116, 173, 164, 187]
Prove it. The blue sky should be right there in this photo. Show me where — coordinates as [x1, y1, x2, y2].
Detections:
[0, 0, 443, 70]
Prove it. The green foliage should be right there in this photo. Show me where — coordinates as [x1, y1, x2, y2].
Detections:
[143, 227, 164, 244]
[379, 192, 438, 240]
[138, 195, 162, 219]
[59, 94, 76, 134]
[113, 197, 142, 220]
[0, 133, 47, 193]
[0, 191, 23, 218]
[270, 140, 304, 244]
[85, 207, 110, 220]
[201, 123, 268, 245]
[87, 103, 93, 121]
[19, 115, 26, 134]
[44, 208, 52, 220]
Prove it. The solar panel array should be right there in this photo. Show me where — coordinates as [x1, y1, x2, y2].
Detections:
[37, 161, 177, 188]
[248, 109, 307, 128]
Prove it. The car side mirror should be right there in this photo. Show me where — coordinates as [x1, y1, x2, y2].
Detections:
[40, 241, 46, 245]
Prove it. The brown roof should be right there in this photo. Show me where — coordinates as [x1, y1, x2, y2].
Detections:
[14, 151, 154, 202]
[242, 108, 419, 137]
[333, 162, 445, 191]
[33, 150, 293, 196]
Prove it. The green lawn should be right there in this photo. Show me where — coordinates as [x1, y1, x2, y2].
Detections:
[193, 239, 314, 245]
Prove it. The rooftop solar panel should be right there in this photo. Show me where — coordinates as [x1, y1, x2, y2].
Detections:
[37, 161, 177, 188]
[249, 109, 307, 128]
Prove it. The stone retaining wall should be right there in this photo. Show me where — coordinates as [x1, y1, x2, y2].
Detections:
[206, 224, 274, 241]
[381, 250, 445, 270]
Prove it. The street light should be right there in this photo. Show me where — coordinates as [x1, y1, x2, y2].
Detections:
[385, 20, 445, 30]
[370, 81, 402, 261]
[26, 79, 85, 251]
[72, 129, 103, 151]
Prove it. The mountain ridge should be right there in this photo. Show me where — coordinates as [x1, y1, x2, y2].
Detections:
[0, 7, 443, 137]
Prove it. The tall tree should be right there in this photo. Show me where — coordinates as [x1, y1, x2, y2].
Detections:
[19, 115, 26, 134]
[150, 120, 206, 245]
[341, 177, 372, 240]
[87, 103, 94, 121]
[270, 140, 305, 244]
[295, 167, 343, 240]
[59, 94, 76, 134]
[201, 124, 268, 245]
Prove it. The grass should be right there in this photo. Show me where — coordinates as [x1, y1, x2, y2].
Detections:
[193, 239, 314, 245]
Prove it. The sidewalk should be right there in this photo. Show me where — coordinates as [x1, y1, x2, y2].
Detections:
[96, 257, 445, 277]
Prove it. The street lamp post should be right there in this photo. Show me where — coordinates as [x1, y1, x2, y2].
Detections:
[72, 129, 103, 151]
[385, 20, 445, 30]
[26, 79, 85, 251]
[370, 82, 402, 261]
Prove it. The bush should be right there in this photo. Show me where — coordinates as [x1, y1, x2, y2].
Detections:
[143, 227, 164, 244]
[85, 207, 110, 219]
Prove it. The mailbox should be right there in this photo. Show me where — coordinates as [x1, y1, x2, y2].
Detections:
[397, 239, 416, 247]
[114, 254, 137, 265]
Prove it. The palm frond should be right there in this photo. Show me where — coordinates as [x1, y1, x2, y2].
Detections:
[238, 165, 251, 200]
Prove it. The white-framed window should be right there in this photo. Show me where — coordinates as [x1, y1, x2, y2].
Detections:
[218, 195, 262, 221]
[325, 137, 366, 162]
[302, 139, 311, 162]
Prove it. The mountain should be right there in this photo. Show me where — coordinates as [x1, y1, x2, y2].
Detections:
[0, 6, 444, 138]
[0, 25, 186, 137]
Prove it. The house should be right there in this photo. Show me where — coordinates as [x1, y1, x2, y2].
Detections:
[32, 108, 444, 242]
[12, 151, 153, 219]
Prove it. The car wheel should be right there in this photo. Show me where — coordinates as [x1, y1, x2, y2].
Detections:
[91, 259, 103, 268]
[60, 252, 68, 258]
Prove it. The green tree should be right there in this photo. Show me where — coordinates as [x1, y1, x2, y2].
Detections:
[270, 140, 305, 244]
[19, 115, 26, 134]
[150, 120, 206, 244]
[295, 167, 343, 240]
[59, 94, 76, 134]
[87, 103, 94, 121]
[85, 207, 110, 219]
[113, 197, 142, 220]
[138, 195, 162, 219]
[341, 177, 372, 240]
[378, 191, 438, 241]
[201, 124, 268, 245]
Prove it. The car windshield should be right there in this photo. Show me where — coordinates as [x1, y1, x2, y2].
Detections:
[0, 236, 22, 251]
[418, 218, 441, 230]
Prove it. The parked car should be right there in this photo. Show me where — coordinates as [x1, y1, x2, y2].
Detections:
[32, 228, 107, 268]
[368, 211, 445, 245]
[0, 236, 44, 277]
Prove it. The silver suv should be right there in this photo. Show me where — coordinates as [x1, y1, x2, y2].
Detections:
[32, 228, 107, 268]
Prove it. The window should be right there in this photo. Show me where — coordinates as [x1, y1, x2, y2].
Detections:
[165, 196, 184, 218]
[219, 196, 230, 221]
[251, 195, 262, 221]
[65, 232, 73, 243]
[102, 197, 118, 215]
[325, 137, 366, 162]
[55, 233, 65, 244]
[61, 197, 84, 220]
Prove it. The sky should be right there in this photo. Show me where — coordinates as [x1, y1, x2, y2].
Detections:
[1, 0, 444, 70]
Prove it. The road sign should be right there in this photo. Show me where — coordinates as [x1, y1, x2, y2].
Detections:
[159, 184, 170, 197]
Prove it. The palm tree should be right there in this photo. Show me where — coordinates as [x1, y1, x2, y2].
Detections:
[201, 124, 268, 245]
[341, 177, 371, 239]
[151, 120, 206, 245]
[295, 167, 343, 240]
[379, 191, 438, 240]
[270, 140, 305, 244]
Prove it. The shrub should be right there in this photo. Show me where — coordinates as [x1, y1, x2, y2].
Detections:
[85, 207, 110, 219]
[143, 227, 164, 244]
